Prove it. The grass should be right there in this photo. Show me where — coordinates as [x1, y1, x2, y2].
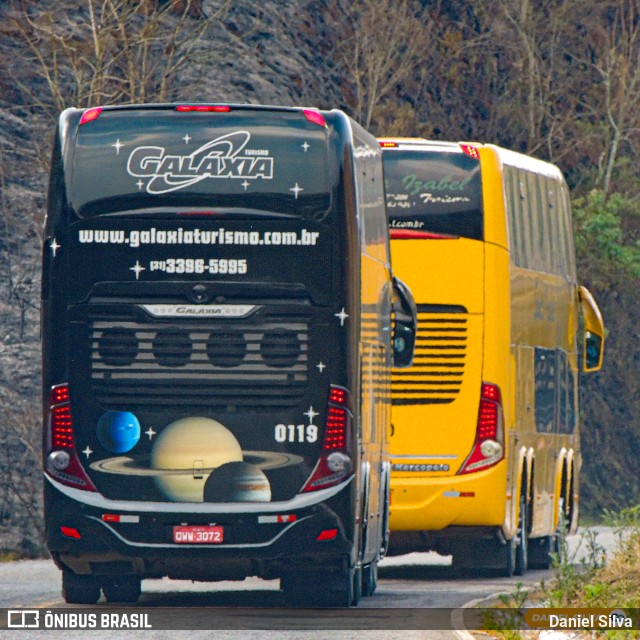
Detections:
[479, 505, 640, 639]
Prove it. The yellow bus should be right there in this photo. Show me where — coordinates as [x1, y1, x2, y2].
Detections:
[379, 139, 605, 575]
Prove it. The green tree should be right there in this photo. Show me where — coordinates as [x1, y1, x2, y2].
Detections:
[572, 189, 640, 281]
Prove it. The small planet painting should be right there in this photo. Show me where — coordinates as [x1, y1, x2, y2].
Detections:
[150, 416, 244, 502]
[96, 411, 141, 454]
[204, 461, 272, 502]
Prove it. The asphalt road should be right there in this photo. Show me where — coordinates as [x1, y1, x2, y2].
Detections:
[0, 527, 622, 640]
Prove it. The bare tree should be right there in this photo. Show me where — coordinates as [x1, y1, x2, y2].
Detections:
[494, 0, 584, 161]
[5, 0, 230, 115]
[0, 390, 44, 547]
[325, 0, 432, 129]
[588, 0, 640, 193]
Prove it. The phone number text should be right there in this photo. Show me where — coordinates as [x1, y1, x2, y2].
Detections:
[149, 258, 247, 274]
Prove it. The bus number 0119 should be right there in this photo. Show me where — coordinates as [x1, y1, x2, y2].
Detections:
[274, 424, 318, 443]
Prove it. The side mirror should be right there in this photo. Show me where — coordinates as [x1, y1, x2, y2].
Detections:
[578, 285, 605, 372]
[391, 276, 417, 368]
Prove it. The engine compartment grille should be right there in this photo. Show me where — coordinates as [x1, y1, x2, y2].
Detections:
[87, 307, 310, 413]
[391, 308, 467, 405]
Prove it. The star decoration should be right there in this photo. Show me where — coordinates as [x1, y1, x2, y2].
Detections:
[241, 180, 250, 190]
[82, 446, 93, 458]
[130, 261, 146, 280]
[290, 183, 303, 199]
[136, 179, 145, 190]
[316, 361, 326, 373]
[302, 141, 310, 152]
[304, 406, 319, 423]
[145, 427, 156, 440]
[50, 238, 61, 257]
[335, 307, 349, 326]
[111, 139, 123, 154]
[183, 133, 191, 144]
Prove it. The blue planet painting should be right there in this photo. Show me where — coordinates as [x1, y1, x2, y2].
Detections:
[97, 410, 141, 454]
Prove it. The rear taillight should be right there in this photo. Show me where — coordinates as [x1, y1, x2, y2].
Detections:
[300, 385, 353, 492]
[79, 107, 102, 125]
[457, 382, 504, 475]
[460, 143, 480, 158]
[45, 384, 97, 491]
[175, 105, 231, 112]
[303, 109, 326, 127]
[379, 141, 398, 147]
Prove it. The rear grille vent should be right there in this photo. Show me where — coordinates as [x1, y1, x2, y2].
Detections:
[89, 310, 309, 413]
[391, 309, 467, 405]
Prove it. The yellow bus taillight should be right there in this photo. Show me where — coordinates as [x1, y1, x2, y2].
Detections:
[457, 382, 505, 475]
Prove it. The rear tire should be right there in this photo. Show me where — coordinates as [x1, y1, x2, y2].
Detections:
[351, 565, 362, 606]
[452, 537, 515, 577]
[362, 561, 378, 596]
[514, 493, 529, 576]
[282, 566, 355, 607]
[528, 497, 567, 569]
[554, 498, 568, 564]
[62, 569, 101, 605]
[528, 535, 553, 569]
[498, 537, 516, 577]
[102, 575, 142, 603]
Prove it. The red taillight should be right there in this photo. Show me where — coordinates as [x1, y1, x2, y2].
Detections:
[102, 514, 120, 523]
[379, 141, 398, 147]
[49, 384, 74, 450]
[316, 528, 338, 541]
[457, 382, 505, 475]
[323, 407, 347, 450]
[460, 143, 480, 158]
[51, 405, 73, 449]
[328, 387, 347, 404]
[300, 385, 353, 492]
[176, 105, 231, 112]
[390, 229, 459, 240]
[50, 385, 70, 404]
[79, 107, 102, 125]
[60, 526, 81, 539]
[303, 109, 326, 127]
[477, 382, 501, 439]
[46, 384, 97, 492]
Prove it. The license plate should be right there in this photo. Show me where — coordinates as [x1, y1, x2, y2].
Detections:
[173, 525, 224, 544]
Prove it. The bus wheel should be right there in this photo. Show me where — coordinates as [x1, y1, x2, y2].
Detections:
[351, 565, 362, 605]
[282, 567, 355, 607]
[527, 535, 553, 569]
[62, 568, 101, 605]
[362, 561, 378, 596]
[528, 498, 567, 569]
[498, 537, 516, 577]
[102, 575, 142, 603]
[514, 493, 528, 576]
[553, 497, 568, 564]
[452, 538, 514, 577]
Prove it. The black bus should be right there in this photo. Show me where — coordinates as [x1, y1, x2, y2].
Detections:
[42, 104, 416, 607]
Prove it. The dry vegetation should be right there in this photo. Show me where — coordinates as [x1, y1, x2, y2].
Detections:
[478, 508, 640, 638]
[0, 0, 639, 554]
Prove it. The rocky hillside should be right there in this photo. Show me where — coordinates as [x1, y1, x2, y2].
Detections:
[0, 0, 638, 552]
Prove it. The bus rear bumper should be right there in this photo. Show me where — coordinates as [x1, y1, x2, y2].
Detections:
[45, 481, 355, 581]
[389, 462, 508, 531]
